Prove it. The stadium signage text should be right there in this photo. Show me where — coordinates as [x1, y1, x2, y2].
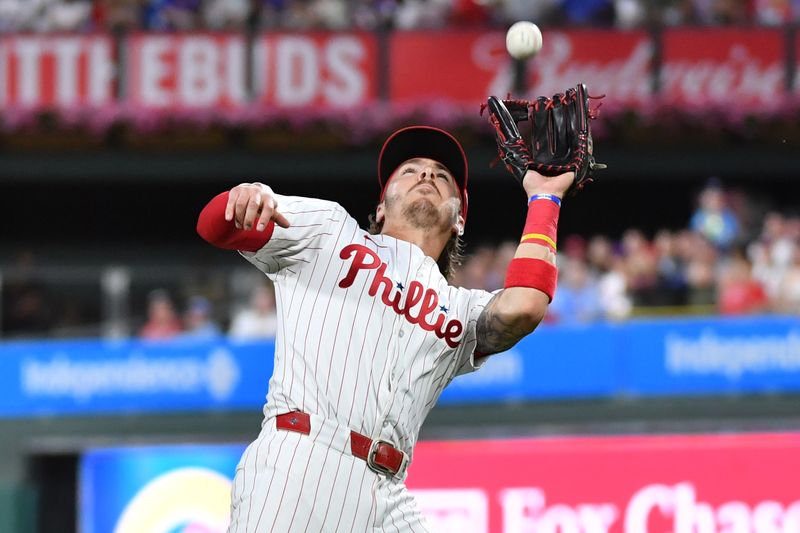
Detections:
[408, 433, 800, 532]
[128, 33, 376, 108]
[0, 35, 113, 107]
[0, 29, 792, 112]
[79, 434, 800, 532]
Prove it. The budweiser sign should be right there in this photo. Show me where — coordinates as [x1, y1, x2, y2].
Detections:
[524, 30, 653, 106]
[390, 30, 653, 107]
[661, 29, 785, 106]
[390, 28, 791, 110]
[407, 433, 800, 532]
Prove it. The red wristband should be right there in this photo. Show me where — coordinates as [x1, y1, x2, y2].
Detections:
[196, 191, 275, 252]
[521, 196, 560, 252]
[504, 257, 558, 302]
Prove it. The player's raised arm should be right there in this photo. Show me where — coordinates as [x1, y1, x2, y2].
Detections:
[474, 169, 570, 355]
[197, 182, 290, 252]
[198, 182, 351, 277]
[476, 86, 605, 356]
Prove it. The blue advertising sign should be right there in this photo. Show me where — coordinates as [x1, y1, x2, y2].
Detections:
[439, 322, 622, 404]
[622, 316, 800, 395]
[1, 316, 799, 417]
[79, 444, 246, 533]
[441, 316, 800, 403]
[0, 338, 273, 417]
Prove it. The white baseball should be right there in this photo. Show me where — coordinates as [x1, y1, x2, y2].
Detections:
[505, 21, 542, 60]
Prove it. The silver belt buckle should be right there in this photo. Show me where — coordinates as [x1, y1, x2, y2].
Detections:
[367, 439, 408, 478]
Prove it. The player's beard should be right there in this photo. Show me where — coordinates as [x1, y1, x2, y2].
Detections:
[383, 189, 459, 233]
[398, 196, 458, 233]
[403, 197, 441, 228]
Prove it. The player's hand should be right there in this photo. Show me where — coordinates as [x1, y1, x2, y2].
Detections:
[225, 183, 291, 231]
[522, 169, 576, 199]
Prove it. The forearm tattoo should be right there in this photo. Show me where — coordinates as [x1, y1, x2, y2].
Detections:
[475, 293, 532, 356]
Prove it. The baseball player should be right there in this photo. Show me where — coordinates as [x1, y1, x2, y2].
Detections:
[196, 85, 602, 532]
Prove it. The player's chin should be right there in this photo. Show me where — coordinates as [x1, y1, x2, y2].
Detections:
[406, 196, 437, 212]
[402, 197, 440, 225]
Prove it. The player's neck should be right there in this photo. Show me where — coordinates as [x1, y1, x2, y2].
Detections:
[381, 224, 450, 260]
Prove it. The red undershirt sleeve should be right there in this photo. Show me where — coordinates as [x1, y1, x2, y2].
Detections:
[196, 191, 275, 252]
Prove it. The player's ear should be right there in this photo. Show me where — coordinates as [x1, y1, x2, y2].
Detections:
[376, 203, 385, 224]
[453, 214, 465, 236]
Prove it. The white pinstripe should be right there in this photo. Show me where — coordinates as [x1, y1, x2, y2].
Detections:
[229, 194, 493, 532]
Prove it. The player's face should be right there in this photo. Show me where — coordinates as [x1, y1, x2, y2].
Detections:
[380, 157, 462, 231]
[385, 157, 461, 209]
[390, 158, 459, 199]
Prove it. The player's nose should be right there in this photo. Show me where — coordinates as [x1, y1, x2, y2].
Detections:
[418, 166, 435, 181]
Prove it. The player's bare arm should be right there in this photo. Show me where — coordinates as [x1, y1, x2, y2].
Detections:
[475, 290, 545, 355]
[475, 168, 574, 356]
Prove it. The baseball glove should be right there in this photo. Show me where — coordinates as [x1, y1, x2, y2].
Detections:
[482, 83, 606, 195]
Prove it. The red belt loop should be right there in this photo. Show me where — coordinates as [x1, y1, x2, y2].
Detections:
[275, 412, 408, 477]
[275, 411, 311, 434]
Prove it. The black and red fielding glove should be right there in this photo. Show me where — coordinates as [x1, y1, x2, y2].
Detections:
[483, 83, 606, 195]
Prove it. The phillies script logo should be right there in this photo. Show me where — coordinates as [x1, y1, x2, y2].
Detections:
[338, 244, 463, 347]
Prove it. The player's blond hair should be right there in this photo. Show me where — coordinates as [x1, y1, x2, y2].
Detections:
[367, 213, 464, 282]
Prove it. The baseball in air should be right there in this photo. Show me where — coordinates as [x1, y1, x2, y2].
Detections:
[505, 21, 542, 60]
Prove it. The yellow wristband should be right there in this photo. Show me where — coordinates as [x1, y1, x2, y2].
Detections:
[521, 233, 557, 250]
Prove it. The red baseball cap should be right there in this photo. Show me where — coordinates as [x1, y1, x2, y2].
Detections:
[377, 126, 469, 221]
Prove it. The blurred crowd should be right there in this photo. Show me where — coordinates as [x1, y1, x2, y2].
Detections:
[453, 181, 800, 325]
[0, 0, 798, 33]
[2, 181, 799, 339]
[0, 251, 281, 340]
[137, 284, 278, 340]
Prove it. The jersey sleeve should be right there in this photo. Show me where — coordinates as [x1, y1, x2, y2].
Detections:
[239, 194, 348, 276]
[448, 287, 498, 376]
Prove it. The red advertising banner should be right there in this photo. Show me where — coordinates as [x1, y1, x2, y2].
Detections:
[525, 30, 652, 106]
[0, 30, 793, 117]
[407, 433, 800, 533]
[252, 32, 378, 108]
[389, 30, 652, 108]
[661, 28, 785, 107]
[127, 33, 248, 110]
[0, 34, 114, 109]
[390, 30, 505, 105]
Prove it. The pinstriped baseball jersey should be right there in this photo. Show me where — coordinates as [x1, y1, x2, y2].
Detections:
[230, 193, 494, 532]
